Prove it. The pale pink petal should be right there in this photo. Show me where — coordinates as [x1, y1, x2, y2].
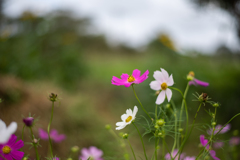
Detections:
[153, 71, 164, 83]
[166, 88, 172, 102]
[89, 146, 103, 158]
[149, 81, 161, 91]
[213, 141, 224, 149]
[81, 148, 90, 157]
[156, 90, 166, 105]
[132, 69, 141, 78]
[39, 129, 49, 140]
[160, 68, 169, 82]
[210, 150, 220, 160]
[167, 74, 174, 86]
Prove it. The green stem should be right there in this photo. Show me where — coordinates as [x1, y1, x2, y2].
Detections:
[196, 112, 240, 159]
[30, 127, 40, 160]
[154, 138, 158, 160]
[132, 85, 152, 120]
[210, 107, 217, 145]
[127, 139, 137, 160]
[132, 122, 148, 160]
[20, 125, 25, 152]
[48, 101, 55, 157]
[170, 100, 178, 153]
[163, 137, 172, 159]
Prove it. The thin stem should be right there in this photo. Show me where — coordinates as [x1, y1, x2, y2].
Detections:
[163, 137, 172, 159]
[210, 107, 217, 145]
[196, 112, 240, 159]
[20, 125, 25, 152]
[132, 122, 148, 160]
[132, 85, 152, 120]
[127, 139, 137, 160]
[48, 101, 55, 157]
[170, 100, 178, 153]
[30, 127, 40, 160]
[154, 138, 158, 160]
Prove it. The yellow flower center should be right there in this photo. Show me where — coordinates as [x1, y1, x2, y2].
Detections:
[125, 116, 132, 123]
[161, 82, 168, 90]
[188, 71, 195, 77]
[127, 75, 135, 82]
[2, 146, 11, 154]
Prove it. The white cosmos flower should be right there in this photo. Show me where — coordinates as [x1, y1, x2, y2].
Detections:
[116, 106, 138, 130]
[0, 119, 17, 143]
[150, 68, 174, 105]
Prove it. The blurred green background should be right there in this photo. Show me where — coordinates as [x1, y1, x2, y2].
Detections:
[0, 2, 240, 160]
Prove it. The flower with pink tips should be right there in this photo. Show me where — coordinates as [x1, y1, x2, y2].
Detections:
[79, 146, 103, 160]
[187, 71, 209, 87]
[39, 128, 66, 143]
[200, 135, 220, 160]
[0, 134, 24, 160]
[111, 69, 149, 87]
[150, 68, 174, 105]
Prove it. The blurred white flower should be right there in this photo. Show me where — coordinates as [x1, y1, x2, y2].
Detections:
[116, 106, 138, 130]
[0, 119, 17, 143]
[150, 68, 174, 105]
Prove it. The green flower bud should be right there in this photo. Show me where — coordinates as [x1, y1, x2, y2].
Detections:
[187, 75, 194, 81]
[122, 133, 129, 139]
[105, 124, 111, 130]
[49, 93, 57, 102]
[178, 128, 183, 132]
[165, 104, 171, 109]
[212, 122, 216, 126]
[71, 146, 79, 153]
[119, 132, 124, 137]
[157, 119, 165, 126]
[212, 103, 220, 107]
[154, 125, 159, 129]
[23, 157, 28, 160]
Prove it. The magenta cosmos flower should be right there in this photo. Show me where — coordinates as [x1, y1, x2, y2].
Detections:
[200, 135, 220, 160]
[0, 134, 24, 160]
[39, 128, 65, 143]
[111, 69, 149, 87]
[207, 124, 231, 135]
[79, 146, 103, 160]
[52, 157, 59, 160]
[150, 68, 174, 105]
[229, 136, 240, 146]
[165, 149, 184, 160]
[188, 71, 209, 87]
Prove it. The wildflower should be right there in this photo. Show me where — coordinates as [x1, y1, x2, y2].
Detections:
[165, 149, 184, 160]
[49, 93, 58, 102]
[122, 133, 129, 139]
[0, 120, 17, 143]
[116, 106, 138, 130]
[213, 141, 224, 149]
[79, 146, 103, 160]
[207, 124, 231, 135]
[150, 68, 174, 105]
[0, 134, 24, 160]
[200, 135, 220, 160]
[184, 157, 195, 160]
[23, 117, 34, 127]
[229, 136, 240, 146]
[187, 71, 209, 87]
[39, 128, 66, 143]
[111, 69, 149, 87]
[53, 157, 59, 160]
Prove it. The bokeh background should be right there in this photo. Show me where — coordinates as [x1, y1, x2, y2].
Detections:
[0, 0, 240, 159]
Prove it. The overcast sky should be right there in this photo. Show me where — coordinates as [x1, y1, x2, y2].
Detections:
[3, 0, 239, 53]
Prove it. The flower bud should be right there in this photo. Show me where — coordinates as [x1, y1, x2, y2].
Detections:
[212, 103, 220, 107]
[165, 104, 171, 109]
[71, 146, 79, 153]
[49, 93, 57, 102]
[199, 93, 208, 102]
[23, 157, 28, 160]
[155, 91, 160, 96]
[178, 128, 183, 132]
[23, 117, 34, 127]
[154, 125, 159, 129]
[212, 122, 216, 126]
[105, 124, 111, 130]
[122, 133, 129, 139]
[187, 71, 195, 81]
[32, 138, 38, 144]
[157, 119, 165, 126]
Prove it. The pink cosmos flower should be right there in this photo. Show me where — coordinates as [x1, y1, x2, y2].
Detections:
[111, 69, 149, 87]
[39, 128, 65, 143]
[229, 136, 240, 146]
[150, 68, 174, 105]
[207, 124, 231, 135]
[200, 135, 220, 160]
[0, 134, 24, 160]
[184, 156, 195, 160]
[213, 141, 224, 149]
[188, 71, 209, 87]
[53, 157, 59, 160]
[165, 149, 184, 160]
[79, 146, 103, 160]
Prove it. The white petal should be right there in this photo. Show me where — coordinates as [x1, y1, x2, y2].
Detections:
[121, 114, 128, 121]
[150, 81, 161, 91]
[0, 133, 11, 143]
[7, 122, 17, 134]
[156, 90, 166, 105]
[0, 122, 17, 143]
[116, 123, 127, 130]
[116, 122, 125, 126]
[126, 109, 132, 115]
[0, 120, 6, 130]
[167, 74, 174, 86]
[166, 88, 172, 102]
[132, 106, 138, 119]
[160, 68, 169, 82]
[153, 71, 164, 83]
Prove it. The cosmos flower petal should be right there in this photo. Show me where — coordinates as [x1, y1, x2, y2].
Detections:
[81, 148, 91, 157]
[153, 71, 164, 83]
[11, 139, 24, 150]
[0, 122, 17, 144]
[132, 106, 138, 118]
[210, 150, 220, 160]
[4, 154, 13, 160]
[116, 123, 127, 130]
[156, 90, 166, 105]
[121, 114, 128, 121]
[126, 108, 132, 115]
[120, 74, 129, 80]
[0, 120, 6, 130]
[160, 68, 169, 82]
[167, 74, 174, 86]
[39, 129, 48, 140]
[194, 79, 209, 87]
[132, 69, 141, 78]
[135, 70, 149, 84]
[166, 88, 172, 102]
[89, 146, 103, 158]
[11, 150, 24, 160]
[116, 122, 125, 127]
[149, 80, 161, 91]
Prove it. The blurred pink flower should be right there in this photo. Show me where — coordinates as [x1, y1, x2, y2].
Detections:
[165, 149, 184, 160]
[111, 69, 149, 87]
[188, 71, 209, 87]
[39, 128, 65, 143]
[213, 141, 224, 149]
[184, 156, 195, 160]
[52, 157, 59, 160]
[200, 135, 220, 160]
[79, 146, 103, 160]
[229, 136, 240, 146]
[207, 124, 231, 135]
